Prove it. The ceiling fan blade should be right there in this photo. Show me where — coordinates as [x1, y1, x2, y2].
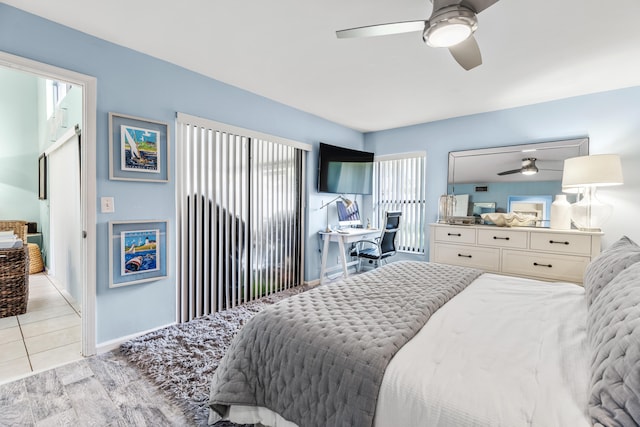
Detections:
[462, 0, 499, 14]
[448, 35, 482, 70]
[497, 169, 522, 176]
[336, 20, 425, 39]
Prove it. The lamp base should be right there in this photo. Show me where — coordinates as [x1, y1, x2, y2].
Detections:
[569, 187, 611, 232]
[576, 226, 602, 232]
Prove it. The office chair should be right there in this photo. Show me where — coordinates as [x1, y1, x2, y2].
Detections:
[350, 211, 402, 271]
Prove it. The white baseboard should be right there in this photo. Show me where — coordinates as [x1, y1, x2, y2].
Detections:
[304, 278, 321, 288]
[96, 322, 176, 354]
[98, 279, 323, 354]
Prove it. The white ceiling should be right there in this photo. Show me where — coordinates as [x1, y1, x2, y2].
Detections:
[7, 0, 640, 132]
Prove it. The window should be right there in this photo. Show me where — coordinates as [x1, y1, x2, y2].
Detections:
[45, 79, 72, 119]
[373, 152, 426, 254]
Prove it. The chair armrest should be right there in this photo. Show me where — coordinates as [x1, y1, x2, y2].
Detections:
[355, 239, 379, 247]
[351, 239, 380, 255]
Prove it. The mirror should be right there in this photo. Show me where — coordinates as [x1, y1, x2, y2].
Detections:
[447, 137, 589, 227]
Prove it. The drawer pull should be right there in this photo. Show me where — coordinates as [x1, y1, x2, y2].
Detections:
[549, 240, 569, 245]
[458, 253, 472, 258]
[448, 233, 462, 237]
[493, 236, 510, 240]
[533, 262, 552, 268]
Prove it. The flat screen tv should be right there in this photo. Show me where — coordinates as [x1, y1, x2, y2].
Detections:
[317, 143, 374, 194]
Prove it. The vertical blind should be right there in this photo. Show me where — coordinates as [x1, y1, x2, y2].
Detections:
[176, 113, 309, 322]
[373, 152, 427, 253]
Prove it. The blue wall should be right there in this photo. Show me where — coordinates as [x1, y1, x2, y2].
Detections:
[0, 4, 363, 343]
[365, 86, 640, 258]
[448, 181, 563, 217]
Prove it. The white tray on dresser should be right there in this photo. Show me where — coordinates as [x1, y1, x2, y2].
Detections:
[429, 223, 602, 284]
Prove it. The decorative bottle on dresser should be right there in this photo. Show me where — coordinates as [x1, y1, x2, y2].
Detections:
[550, 194, 571, 230]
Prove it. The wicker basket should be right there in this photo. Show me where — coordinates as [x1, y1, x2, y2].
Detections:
[0, 220, 28, 243]
[27, 243, 44, 274]
[0, 246, 29, 318]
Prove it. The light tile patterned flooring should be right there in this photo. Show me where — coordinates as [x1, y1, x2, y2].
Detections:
[0, 352, 193, 426]
[0, 273, 82, 385]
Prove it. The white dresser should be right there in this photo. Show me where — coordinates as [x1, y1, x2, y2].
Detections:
[429, 223, 602, 284]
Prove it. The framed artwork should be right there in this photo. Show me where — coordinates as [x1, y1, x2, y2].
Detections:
[109, 220, 168, 287]
[38, 154, 47, 200]
[452, 194, 470, 217]
[109, 112, 169, 182]
[472, 202, 496, 216]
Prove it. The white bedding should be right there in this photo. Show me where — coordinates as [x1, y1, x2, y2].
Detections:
[374, 273, 591, 427]
[224, 273, 591, 427]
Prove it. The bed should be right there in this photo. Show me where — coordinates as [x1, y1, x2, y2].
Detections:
[208, 236, 640, 427]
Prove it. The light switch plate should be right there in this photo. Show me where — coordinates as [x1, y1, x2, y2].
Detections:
[101, 197, 115, 213]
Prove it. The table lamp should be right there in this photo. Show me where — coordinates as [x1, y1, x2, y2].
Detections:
[561, 154, 623, 231]
[320, 195, 353, 232]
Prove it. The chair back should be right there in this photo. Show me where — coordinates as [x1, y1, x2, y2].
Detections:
[379, 211, 402, 256]
[0, 220, 27, 242]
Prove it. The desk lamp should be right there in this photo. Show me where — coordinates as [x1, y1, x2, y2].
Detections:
[320, 195, 353, 232]
[561, 154, 623, 231]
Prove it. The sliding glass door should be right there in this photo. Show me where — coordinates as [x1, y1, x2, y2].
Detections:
[176, 113, 308, 321]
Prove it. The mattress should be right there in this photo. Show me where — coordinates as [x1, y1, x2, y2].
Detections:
[224, 273, 591, 427]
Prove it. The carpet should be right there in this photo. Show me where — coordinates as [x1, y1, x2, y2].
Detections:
[120, 287, 305, 426]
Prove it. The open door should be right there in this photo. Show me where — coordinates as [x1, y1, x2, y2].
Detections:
[47, 128, 83, 310]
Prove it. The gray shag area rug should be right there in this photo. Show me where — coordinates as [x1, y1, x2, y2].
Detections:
[120, 287, 305, 427]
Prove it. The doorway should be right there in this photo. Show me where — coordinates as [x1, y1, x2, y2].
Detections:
[0, 51, 97, 365]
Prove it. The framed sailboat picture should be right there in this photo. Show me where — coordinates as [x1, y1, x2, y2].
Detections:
[109, 112, 169, 182]
[109, 220, 168, 287]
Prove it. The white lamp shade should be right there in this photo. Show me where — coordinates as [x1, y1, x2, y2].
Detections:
[562, 154, 623, 188]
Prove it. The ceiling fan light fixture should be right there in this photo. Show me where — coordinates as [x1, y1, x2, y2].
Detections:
[426, 23, 471, 47]
[521, 158, 539, 175]
[423, 6, 478, 48]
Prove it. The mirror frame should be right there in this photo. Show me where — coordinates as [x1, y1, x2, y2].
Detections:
[447, 137, 589, 224]
[448, 137, 589, 187]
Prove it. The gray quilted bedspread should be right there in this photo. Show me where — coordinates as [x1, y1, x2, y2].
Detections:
[209, 261, 482, 427]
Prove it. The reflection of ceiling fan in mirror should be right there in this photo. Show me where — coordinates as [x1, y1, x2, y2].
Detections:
[497, 158, 562, 176]
[335, 0, 501, 70]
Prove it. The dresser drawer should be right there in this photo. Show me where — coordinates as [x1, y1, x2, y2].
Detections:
[502, 250, 590, 283]
[529, 232, 592, 256]
[433, 243, 499, 272]
[434, 226, 476, 244]
[477, 228, 527, 249]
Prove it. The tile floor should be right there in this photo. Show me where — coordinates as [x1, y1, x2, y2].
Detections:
[0, 352, 192, 426]
[0, 273, 82, 385]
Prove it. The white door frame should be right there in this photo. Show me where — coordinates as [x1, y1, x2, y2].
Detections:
[0, 50, 97, 356]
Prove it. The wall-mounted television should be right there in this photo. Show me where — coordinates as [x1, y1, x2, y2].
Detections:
[317, 143, 374, 194]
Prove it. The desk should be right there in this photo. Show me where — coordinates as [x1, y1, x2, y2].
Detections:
[319, 229, 379, 284]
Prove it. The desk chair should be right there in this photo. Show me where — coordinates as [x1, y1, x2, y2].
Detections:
[350, 211, 402, 271]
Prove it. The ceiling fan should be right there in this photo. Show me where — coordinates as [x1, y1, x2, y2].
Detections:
[336, 0, 500, 70]
[498, 158, 539, 176]
[497, 158, 564, 176]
